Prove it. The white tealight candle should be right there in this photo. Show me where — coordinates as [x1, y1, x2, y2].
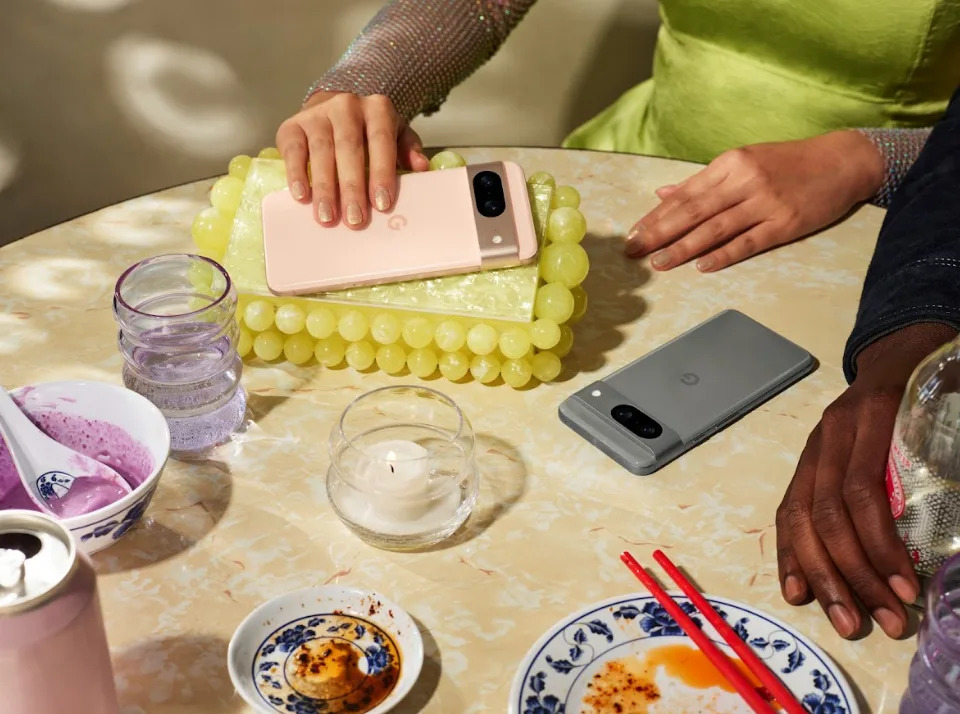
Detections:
[358, 440, 431, 522]
[334, 438, 465, 538]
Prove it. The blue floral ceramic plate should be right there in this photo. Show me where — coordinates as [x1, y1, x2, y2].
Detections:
[228, 586, 423, 714]
[510, 593, 859, 714]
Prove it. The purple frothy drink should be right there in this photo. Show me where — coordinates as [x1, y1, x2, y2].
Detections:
[113, 255, 246, 459]
[899, 554, 960, 714]
[0, 408, 154, 515]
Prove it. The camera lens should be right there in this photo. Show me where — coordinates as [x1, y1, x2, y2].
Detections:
[638, 423, 662, 439]
[482, 199, 505, 217]
[611, 404, 662, 440]
[475, 171, 499, 190]
[473, 171, 506, 217]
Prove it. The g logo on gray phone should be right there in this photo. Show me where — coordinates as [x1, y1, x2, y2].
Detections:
[680, 372, 700, 386]
[387, 215, 407, 231]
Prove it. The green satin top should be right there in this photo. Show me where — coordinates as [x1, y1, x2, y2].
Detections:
[564, 0, 960, 162]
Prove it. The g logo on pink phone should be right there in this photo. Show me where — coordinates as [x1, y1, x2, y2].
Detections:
[387, 215, 408, 231]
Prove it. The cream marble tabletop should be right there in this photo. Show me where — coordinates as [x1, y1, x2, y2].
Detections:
[0, 147, 912, 713]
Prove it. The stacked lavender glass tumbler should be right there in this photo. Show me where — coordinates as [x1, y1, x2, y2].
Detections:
[900, 554, 960, 714]
[113, 255, 246, 459]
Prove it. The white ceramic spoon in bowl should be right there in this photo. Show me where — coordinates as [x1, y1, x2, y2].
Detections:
[0, 387, 133, 518]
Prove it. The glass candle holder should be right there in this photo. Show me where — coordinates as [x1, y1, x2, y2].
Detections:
[900, 553, 960, 714]
[113, 254, 246, 459]
[327, 386, 479, 550]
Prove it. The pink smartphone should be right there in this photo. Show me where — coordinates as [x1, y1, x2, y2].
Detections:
[261, 160, 539, 295]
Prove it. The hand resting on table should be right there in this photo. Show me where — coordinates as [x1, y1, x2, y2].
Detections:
[627, 131, 885, 272]
[776, 322, 958, 639]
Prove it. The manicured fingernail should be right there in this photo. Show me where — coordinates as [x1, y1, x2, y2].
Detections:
[784, 575, 805, 603]
[828, 604, 858, 637]
[374, 187, 390, 212]
[346, 204, 363, 226]
[317, 199, 333, 223]
[889, 575, 918, 604]
[696, 256, 716, 272]
[291, 181, 306, 201]
[651, 251, 672, 269]
[872, 607, 904, 638]
[625, 230, 644, 255]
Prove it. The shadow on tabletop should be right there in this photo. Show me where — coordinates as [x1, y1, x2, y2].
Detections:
[828, 656, 872, 714]
[393, 617, 444, 713]
[557, 232, 650, 380]
[244, 392, 293, 424]
[419, 434, 528, 552]
[94, 457, 233, 574]
[115, 634, 241, 714]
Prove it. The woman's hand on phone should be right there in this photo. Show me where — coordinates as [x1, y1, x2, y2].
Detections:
[276, 92, 430, 229]
[626, 131, 885, 271]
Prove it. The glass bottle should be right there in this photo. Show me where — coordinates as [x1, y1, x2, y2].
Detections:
[113, 254, 245, 459]
[886, 337, 960, 578]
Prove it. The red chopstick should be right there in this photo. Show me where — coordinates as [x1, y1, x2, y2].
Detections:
[620, 551, 777, 714]
[652, 549, 807, 714]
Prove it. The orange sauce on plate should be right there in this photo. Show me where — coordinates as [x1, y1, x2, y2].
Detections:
[582, 644, 771, 713]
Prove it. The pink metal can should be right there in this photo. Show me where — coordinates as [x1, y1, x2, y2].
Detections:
[0, 509, 119, 714]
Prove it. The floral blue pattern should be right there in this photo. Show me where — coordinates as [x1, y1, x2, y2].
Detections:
[365, 644, 390, 674]
[36, 471, 74, 501]
[613, 600, 703, 636]
[803, 669, 847, 714]
[512, 595, 854, 714]
[253, 611, 400, 713]
[77, 487, 155, 542]
[271, 694, 330, 714]
[260, 624, 317, 657]
[523, 672, 565, 714]
[542, 617, 615, 675]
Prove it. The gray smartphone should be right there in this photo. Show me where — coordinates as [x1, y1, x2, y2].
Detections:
[558, 310, 815, 475]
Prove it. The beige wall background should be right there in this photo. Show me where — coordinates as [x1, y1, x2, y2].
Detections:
[0, 0, 660, 246]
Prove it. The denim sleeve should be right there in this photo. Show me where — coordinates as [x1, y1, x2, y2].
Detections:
[843, 88, 960, 382]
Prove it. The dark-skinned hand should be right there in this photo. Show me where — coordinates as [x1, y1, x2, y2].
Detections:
[776, 322, 958, 638]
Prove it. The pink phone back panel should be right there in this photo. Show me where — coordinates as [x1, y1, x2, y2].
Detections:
[261, 162, 536, 295]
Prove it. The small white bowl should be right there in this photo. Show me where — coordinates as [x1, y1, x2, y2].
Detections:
[228, 586, 424, 714]
[2, 381, 170, 554]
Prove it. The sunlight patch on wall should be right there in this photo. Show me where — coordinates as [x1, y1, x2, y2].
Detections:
[44, 0, 136, 11]
[0, 133, 21, 195]
[105, 34, 258, 158]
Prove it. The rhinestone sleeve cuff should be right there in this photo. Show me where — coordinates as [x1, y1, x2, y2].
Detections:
[856, 128, 933, 208]
[303, 0, 537, 120]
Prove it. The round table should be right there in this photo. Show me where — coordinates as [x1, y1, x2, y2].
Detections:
[0, 147, 912, 713]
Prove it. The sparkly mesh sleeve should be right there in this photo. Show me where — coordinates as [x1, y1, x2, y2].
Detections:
[856, 128, 933, 208]
[304, 0, 538, 121]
